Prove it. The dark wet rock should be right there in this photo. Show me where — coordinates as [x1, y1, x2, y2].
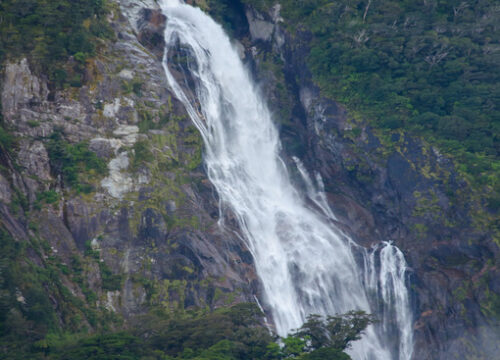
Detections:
[137, 8, 166, 58]
[387, 153, 419, 198]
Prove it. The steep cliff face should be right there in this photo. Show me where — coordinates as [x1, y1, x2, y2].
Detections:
[235, 4, 500, 359]
[0, 0, 257, 345]
[1, 0, 499, 359]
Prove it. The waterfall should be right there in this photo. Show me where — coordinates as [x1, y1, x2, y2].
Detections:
[363, 243, 414, 360]
[159, 1, 414, 359]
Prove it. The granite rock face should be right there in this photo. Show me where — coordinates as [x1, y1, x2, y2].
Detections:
[0, 0, 256, 327]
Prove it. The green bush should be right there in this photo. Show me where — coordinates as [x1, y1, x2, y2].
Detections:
[34, 190, 60, 210]
[48, 332, 146, 360]
[0, 227, 61, 355]
[0, 126, 15, 152]
[131, 140, 152, 170]
[99, 262, 123, 291]
[47, 130, 108, 193]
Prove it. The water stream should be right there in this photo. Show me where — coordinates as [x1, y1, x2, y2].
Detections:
[158, 1, 414, 358]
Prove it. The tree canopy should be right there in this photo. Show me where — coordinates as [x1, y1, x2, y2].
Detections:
[0, 0, 113, 87]
[241, 0, 499, 210]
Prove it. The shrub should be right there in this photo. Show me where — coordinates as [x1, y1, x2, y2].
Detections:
[47, 130, 108, 193]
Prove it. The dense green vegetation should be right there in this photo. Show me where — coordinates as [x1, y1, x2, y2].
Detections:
[47, 130, 108, 193]
[0, 126, 15, 155]
[1, 287, 371, 360]
[0, 227, 105, 358]
[242, 0, 499, 208]
[0, 104, 15, 156]
[34, 190, 60, 210]
[0, 0, 113, 87]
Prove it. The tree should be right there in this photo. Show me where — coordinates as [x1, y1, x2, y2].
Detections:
[282, 310, 375, 359]
[294, 314, 329, 350]
[300, 347, 350, 360]
[324, 311, 375, 350]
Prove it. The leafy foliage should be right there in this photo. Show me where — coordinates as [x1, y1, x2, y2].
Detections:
[0, 104, 15, 155]
[0, 127, 15, 154]
[279, 311, 373, 359]
[297, 311, 374, 350]
[34, 190, 60, 210]
[0, 280, 372, 360]
[46, 130, 107, 193]
[0, 227, 95, 358]
[204, 0, 249, 38]
[0, 0, 113, 88]
[0, 303, 274, 359]
[134, 303, 274, 359]
[98, 262, 123, 291]
[300, 347, 350, 360]
[242, 0, 499, 205]
[45, 332, 147, 360]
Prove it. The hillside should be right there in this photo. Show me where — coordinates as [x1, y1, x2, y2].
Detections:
[0, 0, 498, 359]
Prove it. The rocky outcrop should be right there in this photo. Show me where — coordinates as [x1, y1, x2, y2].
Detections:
[246, 7, 275, 42]
[1, 58, 49, 121]
[137, 8, 167, 58]
[0, 0, 256, 330]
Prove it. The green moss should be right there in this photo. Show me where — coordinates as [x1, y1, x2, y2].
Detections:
[344, 128, 362, 141]
[411, 223, 428, 237]
[127, 121, 206, 233]
[147, 278, 188, 312]
[137, 108, 170, 133]
[255, 51, 294, 126]
[28, 220, 39, 233]
[453, 286, 468, 303]
[412, 190, 442, 220]
[84, 240, 100, 260]
[213, 287, 224, 303]
[26, 120, 40, 128]
[9, 188, 29, 215]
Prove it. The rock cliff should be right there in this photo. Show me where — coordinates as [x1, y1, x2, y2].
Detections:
[237, 3, 500, 359]
[0, 0, 257, 335]
[0, 0, 498, 359]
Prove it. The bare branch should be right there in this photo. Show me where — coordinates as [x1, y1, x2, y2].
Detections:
[453, 2, 469, 18]
[353, 29, 370, 45]
[363, 0, 372, 22]
[424, 49, 449, 67]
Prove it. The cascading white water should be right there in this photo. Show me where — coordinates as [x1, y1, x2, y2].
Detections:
[363, 243, 414, 360]
[159, 1, 414, 358]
